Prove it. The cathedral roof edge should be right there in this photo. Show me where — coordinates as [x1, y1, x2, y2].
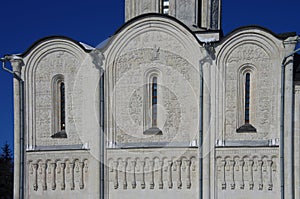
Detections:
[218, 25, 297, 46]
[19, 35, 94, 58]
[109, 13, 204, 46]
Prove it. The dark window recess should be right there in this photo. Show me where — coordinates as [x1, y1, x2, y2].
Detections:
[144, 76, 162, 135]
[152, 77, 158, 127]
[245, 73, 250, 124]
[237, 73, 256, 133]
[60, 82, 66, 131]
[52, 81, 67, 139]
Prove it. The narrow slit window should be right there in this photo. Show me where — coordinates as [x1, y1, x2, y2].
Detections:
[163, 0, 169, 14]
[51, 75, 67, 138]
[152, 77, 158, 127]
[245, 73, 250, 124]
[60, 82, 66, 131]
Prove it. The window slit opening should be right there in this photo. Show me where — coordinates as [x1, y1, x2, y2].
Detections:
[163, 0, 169, 14]
[60, 82, 66, 131]
[245, 73, 250, 124]
[144, 75, 162, 135]
[51, 76, 67, 139]
[152, 77, 158, 127]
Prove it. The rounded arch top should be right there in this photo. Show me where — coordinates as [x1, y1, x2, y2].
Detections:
[216, 26, 289, 66]
[20, 35, 93, 58]
[102, 13, 204, 65]
[22, 36, 93, 79]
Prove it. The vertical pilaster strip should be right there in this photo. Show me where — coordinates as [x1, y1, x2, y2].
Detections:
[41, 163, 47, 190]
[294, 86, 300, 198]
[113, 161, 118, 189]
[176, 160, 182, 189]
[249, 160, 254, 190]
[141, 161, 146, 189]
[229, 160, 235, 190]
[186, 160, 191, 189]
[11, 59, 23, 198]
[282, 40, 298, 198]
[168, 161, 173, 189]
[201, 0, 208, 28]
[202, 58, 211, 198]
[33, 164, 38, 191]
[150, 161, 155, 189]
[159, 161, 164, 189]
[70, 162, 75, 190]
[61, 163, 66, 190]
[79, 162, 84, 189]
[268, 160, 273, 191]
[258, 160, 263, 190]
[240, 160, 245, 189]
[51, 163, 57, 190]
[131, 161, 137, 189]
[221, 160, 226, 190]
[123, 161, 128, 189]
[284, 55, 294, 197]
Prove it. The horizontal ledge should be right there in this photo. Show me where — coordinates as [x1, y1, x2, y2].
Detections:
[26, 144, 90, 152]
[109, 141, 198, 149]
[216, 139, 279, 148]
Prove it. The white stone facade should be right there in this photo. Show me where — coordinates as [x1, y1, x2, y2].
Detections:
[7, 0, 300, 198]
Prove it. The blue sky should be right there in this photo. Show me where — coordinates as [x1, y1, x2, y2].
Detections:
[0, 0, 299, 150]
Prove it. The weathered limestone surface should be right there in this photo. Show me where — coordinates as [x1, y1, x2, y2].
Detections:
[10, 1, 299, 199]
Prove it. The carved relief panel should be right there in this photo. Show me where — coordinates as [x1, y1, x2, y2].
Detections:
[107, 148, 197, 192]
[224, 43, 278, 140]
[216, 148, 279, 199]
[27, 152, 89, 195]
[110, 47, 199, 144]
[34, 51, 83, 146]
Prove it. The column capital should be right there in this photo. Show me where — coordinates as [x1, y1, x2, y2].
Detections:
[7, 55, 24, 76]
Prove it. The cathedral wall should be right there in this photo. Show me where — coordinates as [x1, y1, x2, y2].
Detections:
[216, 32, 283, 141]
[214, 28, 290, 199]
[103, 16, 206, 199]
[104, 16, 205, 147]
[20, 38, 102, 198]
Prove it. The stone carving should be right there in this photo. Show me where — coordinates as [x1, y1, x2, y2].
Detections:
[162, 86, 182, 135]
[79, 162, 85, 189]
[227, 45, 269, 64]
[167, 161, 173, 189]
[216, 149, 278, 191]
[129, 88, 143, 126]
[33, 50, 82, 146]
[176, 160, 182, 189]
[28, 158, 88, 191]
[113, 161, 119, 189]
[50, 163, 57, 190]
[113, 48, 198, 144]
[185, 160, 192, 189]
[108, 156, 196, 190]
[131, 161, 137, 189]
[151, 45, 160, 61]
[141, 161, 146, 189]
[32, 163, 38, 191]
[60, 163, 66, 190]
[224, 44, 274, 139]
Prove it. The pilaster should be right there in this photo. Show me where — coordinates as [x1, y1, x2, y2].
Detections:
[294, 85, 300, 199]
[10, 57, 24, 199]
